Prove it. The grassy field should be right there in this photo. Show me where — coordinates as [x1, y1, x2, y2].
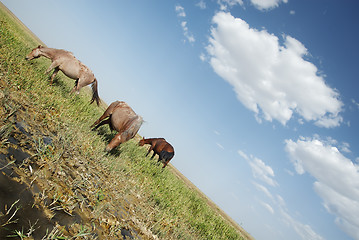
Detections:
[0, 3, 252, 239]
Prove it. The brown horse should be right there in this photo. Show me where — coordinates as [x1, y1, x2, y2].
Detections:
[91, 101, 143, 151]
[139, 137, 175, 168]
[26, 45, 100, 106]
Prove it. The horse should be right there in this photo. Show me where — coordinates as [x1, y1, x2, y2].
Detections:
[91, 101, 143, 151]
[26, 45, 100, 106]
[138, 137, 175, 168]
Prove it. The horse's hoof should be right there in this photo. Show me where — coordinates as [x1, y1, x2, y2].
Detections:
[105, 146, 112, 152]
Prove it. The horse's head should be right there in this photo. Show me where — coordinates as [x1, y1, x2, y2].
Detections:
[138, 137, 145, 146]
[26, 45, 43, 60]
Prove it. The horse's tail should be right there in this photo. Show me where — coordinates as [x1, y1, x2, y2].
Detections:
[159, 150, 174, 168]
[159, 150, 174, 161]
[123, 115, 144, 141]
[90, 78, 100, 106]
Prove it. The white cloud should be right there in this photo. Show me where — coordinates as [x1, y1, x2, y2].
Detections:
[175, 5, 195, 44]
[250, 0, 288, 11]
[242, 148, 323, 239]
[196, 0, 206, 9]
[277, 195, 324, 240]
[260, 200, 275, 214]
[285, 137, 359, 239]
[206, 12, 343, 128]
[275, 197, 323, 240]
[238, 150, 278, 186]
[276, 195, 286, 207]
[253, 181, 273, 199]
[280, 208, 325, 240]
[340, 142, 351, 153]
[276, 197, 324, 240]
[238, 149, 249, 160]
[200, 53, 207, 62]
[216, 142, 224, 149]
[217, 0, 244, 11]
[352, 98, 359, 109]
[249, 158, 278, 186]
[175, 5, 186, 17]
[284, 168, 294, 176]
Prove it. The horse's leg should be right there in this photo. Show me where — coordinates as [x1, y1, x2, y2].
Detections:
[106, 132, 124, 151]
[71, 75, 92, 94]
[92, 117, 111, 130]
[70, 79, 80, 94]
[146, 144, 154, 157]
[91, 101, 121, 129]
[162, 160, 170, 168]
[91, 113, 111, 128]
[45, 61, 59, 74]
[160, 151, 173, 168]
[90, 102, 120, 129]
[50, 67, 59, 85]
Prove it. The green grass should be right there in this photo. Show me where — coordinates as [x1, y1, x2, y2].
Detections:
[0, 5, 249, 240]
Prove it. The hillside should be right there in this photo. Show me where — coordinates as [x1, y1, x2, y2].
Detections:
[0, 3, 253, 239]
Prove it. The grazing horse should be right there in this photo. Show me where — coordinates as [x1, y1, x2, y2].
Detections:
[91, 101, 143, 151]
[26, 45, 100, 106]
[139, 137, 175, 168]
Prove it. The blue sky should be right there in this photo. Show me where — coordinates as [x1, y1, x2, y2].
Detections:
[2, 1, 359, 239]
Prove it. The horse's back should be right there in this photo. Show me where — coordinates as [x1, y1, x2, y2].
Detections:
[52, 48, 75, 60]
[155, 139, 174, 153]
[111, 102, 141, 134]
[152, 138, 165, 144]
[163, 141, 174, 153]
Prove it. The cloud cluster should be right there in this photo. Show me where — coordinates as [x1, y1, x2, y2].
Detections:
[206, 12, 343, 128]
[217, 0, 244, 10]
[285, 137, 359, 239]
[175, 5, 195, 44]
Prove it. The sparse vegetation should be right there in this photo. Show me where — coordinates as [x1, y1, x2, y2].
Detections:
[0, 4, 251, 239]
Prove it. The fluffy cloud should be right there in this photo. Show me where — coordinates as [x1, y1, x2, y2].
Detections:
[285, 137, 359, 239]
[250, 0, 288, 10]
[206, 12, 343, 127]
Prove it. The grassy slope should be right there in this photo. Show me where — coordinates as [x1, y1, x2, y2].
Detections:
[0, 3, 252, 240]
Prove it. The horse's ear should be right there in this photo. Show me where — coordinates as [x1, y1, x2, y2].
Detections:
[38, 45, 43, 48]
